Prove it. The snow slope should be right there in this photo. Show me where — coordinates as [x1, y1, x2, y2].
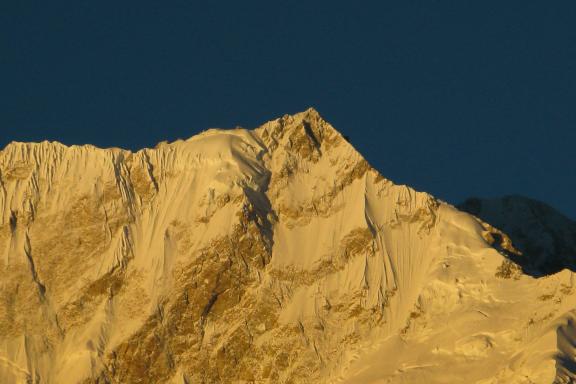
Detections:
[0, 109, 574, 383]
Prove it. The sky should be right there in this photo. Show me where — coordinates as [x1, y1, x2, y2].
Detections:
[1, 1, 575, 218]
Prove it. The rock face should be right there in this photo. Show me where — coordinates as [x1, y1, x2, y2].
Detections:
[0, 109, 574, 383]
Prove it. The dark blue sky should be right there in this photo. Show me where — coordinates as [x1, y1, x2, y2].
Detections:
[1, 2, 575, 218]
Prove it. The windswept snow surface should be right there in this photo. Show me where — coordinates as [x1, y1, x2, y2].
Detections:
[0, 109, 574, 383]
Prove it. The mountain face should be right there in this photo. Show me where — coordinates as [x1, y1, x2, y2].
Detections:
[460, 196, 576, 277]
[0, 109, 574, 384]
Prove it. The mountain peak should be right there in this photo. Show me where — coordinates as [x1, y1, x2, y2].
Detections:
[2, 112, 576, 383]
[255, 108, 347, 160]
[293, 106, 323, 119]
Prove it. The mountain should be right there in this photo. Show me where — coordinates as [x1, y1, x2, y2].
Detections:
[0, 109, 574, 383]
[460, 196, 576, 277]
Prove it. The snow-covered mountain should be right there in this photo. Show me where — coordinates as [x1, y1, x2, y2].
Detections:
[0, 109, 574, 383]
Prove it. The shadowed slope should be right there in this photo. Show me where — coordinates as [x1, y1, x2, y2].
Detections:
[460, 196, 576, 277]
